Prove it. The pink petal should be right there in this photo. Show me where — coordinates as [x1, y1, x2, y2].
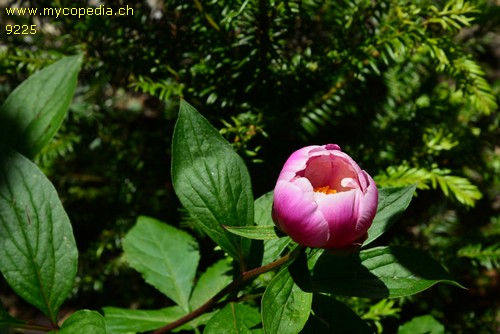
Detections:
[303, 155, 338, 188]
[315, 189, 362, 248]
[330, 150, 366, 190]
[355, 171, 378, 234]
[278, 145, 319, 182]
[324, 144, 341, 151]
[273, 179, 329, 247]
[303, 153, 359, 192]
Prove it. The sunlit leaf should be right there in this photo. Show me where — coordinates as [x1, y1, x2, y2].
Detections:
[123, 216, 200, 310]
[204, 303, 262, 334]
[171, 100, 253, 264]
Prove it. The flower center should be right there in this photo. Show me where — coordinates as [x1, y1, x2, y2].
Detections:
[313, 185, 337, 195]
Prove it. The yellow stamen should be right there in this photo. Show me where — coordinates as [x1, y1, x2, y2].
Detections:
[314, 186, 337, 195]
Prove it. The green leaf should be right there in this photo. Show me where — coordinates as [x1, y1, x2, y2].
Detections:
[262, 267, 312, 334]
[0, 55, 82, 158]
[104, 259, 232, 333]
[184, 259, 233, 330]
[361, 299, 401, 332]
[457, 242, 500, 269]
[103, 306, 186, 334]
[0, 150, 77, 323]
[288, 248, 323, 293]
[171, 100, 253, 264]
[57, 310, 106, 334]
[223, 225, 279, 240]
[204, 303, 261, 334]
[364, 185, 416, 246]
[254, 191, 291, 265]
[397, 315, 445, 334]
[311, 246, 463, 298]
[374, 166, 431, 190]
[254, 191, 274, 227]
[302, 295, 373, 334]
[189, 259, 232, 310]
[375, 166, 481, 207]
[261, 237, 291, 266]
[122, 216, 200, 310]
[222, 192, 282, 241]
[434, 174, 482, 207]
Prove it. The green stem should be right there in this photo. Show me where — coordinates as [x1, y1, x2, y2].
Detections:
[152, 246, 304, 334]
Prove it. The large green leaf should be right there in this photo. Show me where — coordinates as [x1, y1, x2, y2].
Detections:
[364, 185, 417, 246]
[311, 246, 462, 298]
[0, 150, 77, 323]
[171, 100, 253, 264]
[204, 303, 262, 334]
[55, 310, 106, 334]
[261, 267, 312, 334]
[103, 306, 186, 334]
[302, 295, 373, 334]
[0, 55, 82, 158]
[123, 216, 200, 310]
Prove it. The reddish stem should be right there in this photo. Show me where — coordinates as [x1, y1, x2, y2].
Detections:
[152, 246, 303, 334]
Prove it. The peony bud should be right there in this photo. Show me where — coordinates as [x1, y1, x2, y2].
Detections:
[272, 144, 378, 251]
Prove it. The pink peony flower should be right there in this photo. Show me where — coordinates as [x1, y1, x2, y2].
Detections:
[272, 144, 378, 250]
